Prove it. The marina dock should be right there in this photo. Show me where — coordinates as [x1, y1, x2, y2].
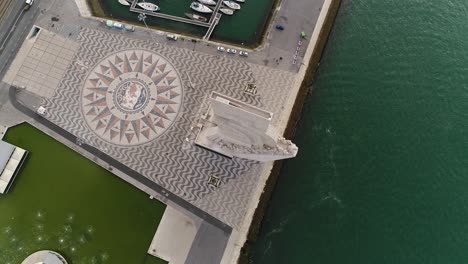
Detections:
[128, 0, 226, 39]
[208, 0, 223, 24]
[204, 13, 221, 40]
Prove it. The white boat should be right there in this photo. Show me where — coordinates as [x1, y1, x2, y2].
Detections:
[137, 2, 159, 11]
[223, 1, 240, 10]
[190, 2, 213, 13]
[219, 7, 234, 15]
[185, 13, 208, 22]
[118, 0, 130, 6]
[199, 0, 216, 6]
[234, 0, 245, 2]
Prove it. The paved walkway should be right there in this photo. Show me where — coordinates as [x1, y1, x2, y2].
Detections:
[74, 0, 91, 17]
[6, 29, 77, 97]
[149, 206, 201, 263]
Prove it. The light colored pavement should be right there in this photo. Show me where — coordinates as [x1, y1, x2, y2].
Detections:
[267, 0, 325, 57]
[5, 29, 79, 98]
[253, 0, 325, 71]
[74, 0, 91, 17]
[149, 206, 202, 263]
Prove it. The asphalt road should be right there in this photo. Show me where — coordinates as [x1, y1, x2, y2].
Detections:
[0, 0, 40, 79]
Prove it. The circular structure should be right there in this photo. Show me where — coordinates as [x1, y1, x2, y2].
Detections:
[22, 250, 68, 264]
[82, 49, 183, 146]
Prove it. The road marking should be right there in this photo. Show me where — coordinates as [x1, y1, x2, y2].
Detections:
[0, 4, 40, 76]
[0, 8, 25, 50]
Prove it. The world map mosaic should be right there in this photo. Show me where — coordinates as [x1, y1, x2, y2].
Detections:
[81, 50, 183, 146]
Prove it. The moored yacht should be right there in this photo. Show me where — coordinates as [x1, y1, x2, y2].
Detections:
[219, 7, 234, 15]
[185, 13, 208, 22]
[190, 2, 213, 13]
[118, 0, 130, 6]
[199, 0, 217, 6]
[223, 0, 240, 10]
[137, 2, 159, 11]
[234, 0, 245, 2]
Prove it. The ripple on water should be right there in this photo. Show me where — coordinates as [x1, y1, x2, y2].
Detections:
[251, 0, 468, 263]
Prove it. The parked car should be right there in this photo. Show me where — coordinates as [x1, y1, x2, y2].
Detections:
[239, 51, 249, 57]
[113, 23, 124, 29]
[124, 25, 135, 32]
[166, 34, 178, 41]
[227, 48, 237, 54]
[105, 20, 114, 28]
[217, 46, 225, 52]
[276, 25, 284, 30]
[24, 0, 34, 10]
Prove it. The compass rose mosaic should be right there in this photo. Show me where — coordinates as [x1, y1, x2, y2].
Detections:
[81, 50, 183, 146]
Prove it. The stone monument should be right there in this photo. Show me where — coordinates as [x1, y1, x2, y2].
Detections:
[195, 92, 298, 162]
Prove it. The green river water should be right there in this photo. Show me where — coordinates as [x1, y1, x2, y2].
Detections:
[251, 1, 468, 263]
[0, 124, 166, 264]
[97, 0, 273, 45]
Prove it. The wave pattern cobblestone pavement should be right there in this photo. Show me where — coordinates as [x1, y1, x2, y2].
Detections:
[43, 28, 295, 228]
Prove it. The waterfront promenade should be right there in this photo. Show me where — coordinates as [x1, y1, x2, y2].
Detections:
[0, 0, 332, 263]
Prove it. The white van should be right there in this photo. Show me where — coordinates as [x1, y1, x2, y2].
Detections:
[166, 34, 178, 41]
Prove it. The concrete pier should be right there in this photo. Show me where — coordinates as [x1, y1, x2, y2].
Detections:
[208, 0, 224, 24]
[129, 1, 209, 27]
[127, 0, 228, 40]
[203, 13, 221, 40]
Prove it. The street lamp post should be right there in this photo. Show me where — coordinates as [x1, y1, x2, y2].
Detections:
[138, 13, 147, 25]
[138, 13, 159, 45]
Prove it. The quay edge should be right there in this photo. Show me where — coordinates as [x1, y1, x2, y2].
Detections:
[234, 0, 343, 263]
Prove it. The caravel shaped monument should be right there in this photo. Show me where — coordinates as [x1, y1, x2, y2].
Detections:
[196, 92, 298, 162]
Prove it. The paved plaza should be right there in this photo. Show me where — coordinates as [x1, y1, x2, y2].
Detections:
[10, 30, 78, 98]
[7, 26, 295, 229]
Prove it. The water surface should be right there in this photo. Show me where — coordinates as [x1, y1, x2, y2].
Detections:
[251, 1, 468, 263]
[96, 0, 274, 45]
[0, 123, 166, 264]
